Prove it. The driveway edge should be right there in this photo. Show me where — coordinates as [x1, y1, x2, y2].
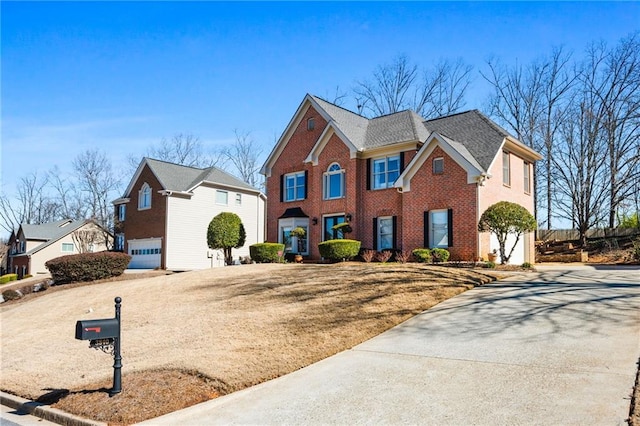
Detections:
[0, 390, 106, 426]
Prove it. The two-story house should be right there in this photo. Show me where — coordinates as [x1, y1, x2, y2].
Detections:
[7, 219, 111, 277]
[114, 158, 266, 270]
[261, 94, 542, 264]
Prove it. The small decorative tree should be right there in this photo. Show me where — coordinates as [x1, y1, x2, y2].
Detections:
[478, 201, 537, 265]
[207, 212, 246, 266]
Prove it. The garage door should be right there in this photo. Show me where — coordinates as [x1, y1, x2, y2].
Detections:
[128, 238, 162, 269]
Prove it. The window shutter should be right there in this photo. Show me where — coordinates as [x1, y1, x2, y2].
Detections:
[372, 217, 378, 250]
[424, 211, 429, 248]
[366, 159, 371, 190]
[392, 216, 398, 249]
[399, 152, 405, 172]
[280, 175, 284, 202]
[447, 208, 453, 248]
[303, 170, 308, 200]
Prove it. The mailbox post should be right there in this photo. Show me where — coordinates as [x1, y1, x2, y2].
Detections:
[75, 297, 122, 396]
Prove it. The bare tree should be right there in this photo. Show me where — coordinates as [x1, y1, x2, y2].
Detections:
[222, 130, 264, 189]
[354, 55, 473, 119]
[72, 149, 120, 248]
[71, 226, 101, 253]
[48, 166, 85, 221]
[0, 172, 59, 233]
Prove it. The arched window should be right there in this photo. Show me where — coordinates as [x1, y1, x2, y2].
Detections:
[138, 183, 152, 210]
[323, 163, 344, 200]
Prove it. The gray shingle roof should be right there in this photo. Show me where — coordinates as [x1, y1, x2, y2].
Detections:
[144, 158, 258, 193]
[423, 109, 513, 171]
[310, 95, 516, 172]
[21, 219, 77, 241]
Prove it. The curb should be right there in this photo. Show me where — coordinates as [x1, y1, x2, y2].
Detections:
[0, 390, 106, 426]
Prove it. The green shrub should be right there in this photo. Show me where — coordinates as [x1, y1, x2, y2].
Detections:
[0, 274, 18, 284]
[412, 249, 432, 263]
[45, 251, 131, 284]
[2, 289, 23, 301]
[483, 261, 496, 269]
[249, 243, 285, 263]
[521, 262, 533, 269]
[431, 248, 450, 263]
[22, 274, 33, 280]
[318, 239, 361, 262]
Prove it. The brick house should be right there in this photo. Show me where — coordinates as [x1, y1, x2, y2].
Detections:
[7, 219, 111, 277]
[113, 158, 266, 270]
[261, 94, 542, 264]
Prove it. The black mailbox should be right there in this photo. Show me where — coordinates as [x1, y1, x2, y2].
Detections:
[75, 318, 119, 341]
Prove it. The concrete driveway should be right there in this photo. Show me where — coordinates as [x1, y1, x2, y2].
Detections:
[140, 265, 640, 425]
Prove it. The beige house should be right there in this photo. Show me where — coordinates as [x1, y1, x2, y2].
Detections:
[7, 219, 112, 277]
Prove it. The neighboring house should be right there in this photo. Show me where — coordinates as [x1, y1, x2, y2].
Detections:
[261, 94, 542, 264]
[7, 219, 111, 277]
[113, 158, 266, 270]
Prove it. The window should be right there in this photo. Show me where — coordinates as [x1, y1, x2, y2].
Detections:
[118, 204, 126, 222]
[61, 243, 74, 253]
[377, 216, 394, 250]
[284, 172, 306, 202]
[307, 118, 315, 131]
[502, 151, 511, 186]
[433, 157, 444, 174]
[429, 210, 449, 248]
[235, 193, 242, 205]
[115, 234, 125, 251]
[278, 218, 310, 255]
[372, 155, 400, 189]
[524, 162, 531, 194]
[139, 183, 152, 210]
[323, 163, 345, 200]
[323, 215, 346, 241]
[216, 190, 228, 205]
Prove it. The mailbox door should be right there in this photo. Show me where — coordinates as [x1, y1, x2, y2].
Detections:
[75, 318, 119, 340]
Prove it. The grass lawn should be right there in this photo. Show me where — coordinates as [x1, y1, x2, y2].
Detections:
[1, 262, 499, 425]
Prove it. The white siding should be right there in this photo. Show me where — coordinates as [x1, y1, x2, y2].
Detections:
[165, 186, 265, 270]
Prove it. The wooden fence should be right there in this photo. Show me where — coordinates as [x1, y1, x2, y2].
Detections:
[537, 228, 640, 241]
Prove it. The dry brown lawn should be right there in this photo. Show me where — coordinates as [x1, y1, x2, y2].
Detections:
[1, 263, 504, 424]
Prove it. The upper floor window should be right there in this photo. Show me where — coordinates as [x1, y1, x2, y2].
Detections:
[323, 163, 345, 200]
[216, 190, 228, 205]
[61, 243, 74, 253]
[502, 151, 511, 186]
[524, 161, 531, 194]
[307, 118, 315, 131]
[118, 204, 126, 222]
[283, 171, 306, 202]
[433, 157, 444, 174]
[139, 183, 152, 210]
[372, 155, 400, 189]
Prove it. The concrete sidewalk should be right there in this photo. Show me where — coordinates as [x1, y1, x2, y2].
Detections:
[140, 265, 640, 425]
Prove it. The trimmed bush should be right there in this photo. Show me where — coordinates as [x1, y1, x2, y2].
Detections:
[412, 249, 432, 263]
[0, 274, 18, 284]
[45, 251, 131, 284]
[318, 239, 361, 262]
[431, 248, 450, 263]
[249, 243, 285, 263]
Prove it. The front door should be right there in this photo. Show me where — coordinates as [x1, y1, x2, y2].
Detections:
[323, 215, 346, 241]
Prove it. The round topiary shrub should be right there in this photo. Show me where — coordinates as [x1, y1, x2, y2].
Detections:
[431, 248, 450, 263]
[412, 248, 432, 263]
[249, 243, 285, 263]
[318, 239, 361, 262]
[45, 251, 131, 284]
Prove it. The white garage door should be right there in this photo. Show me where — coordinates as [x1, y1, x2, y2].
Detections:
[128, 238, 162, 269]
[490, 233, 526, 265]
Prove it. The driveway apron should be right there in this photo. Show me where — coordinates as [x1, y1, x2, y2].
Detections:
[140, 265, 640, 425]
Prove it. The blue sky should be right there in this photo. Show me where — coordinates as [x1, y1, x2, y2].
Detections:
[2, 1, 639, 196]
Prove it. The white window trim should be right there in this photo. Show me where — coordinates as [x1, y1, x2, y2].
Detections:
[323, 163, 345, 200]
[138, 183, 152, 210]
[372, 155, 400, 190]
[377, 216, 394, 251]
[118, 204, 126, 221]
[502, 151, 511, 187]
[278, 218, 310, 255]
[284, 171, 306, 202]
[61, 242, 74, 253]
[216, 190, 229, 205]
[524, 161, 531, 194]
[433, 157, 444, 174]
[429, 209, 449, 249]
